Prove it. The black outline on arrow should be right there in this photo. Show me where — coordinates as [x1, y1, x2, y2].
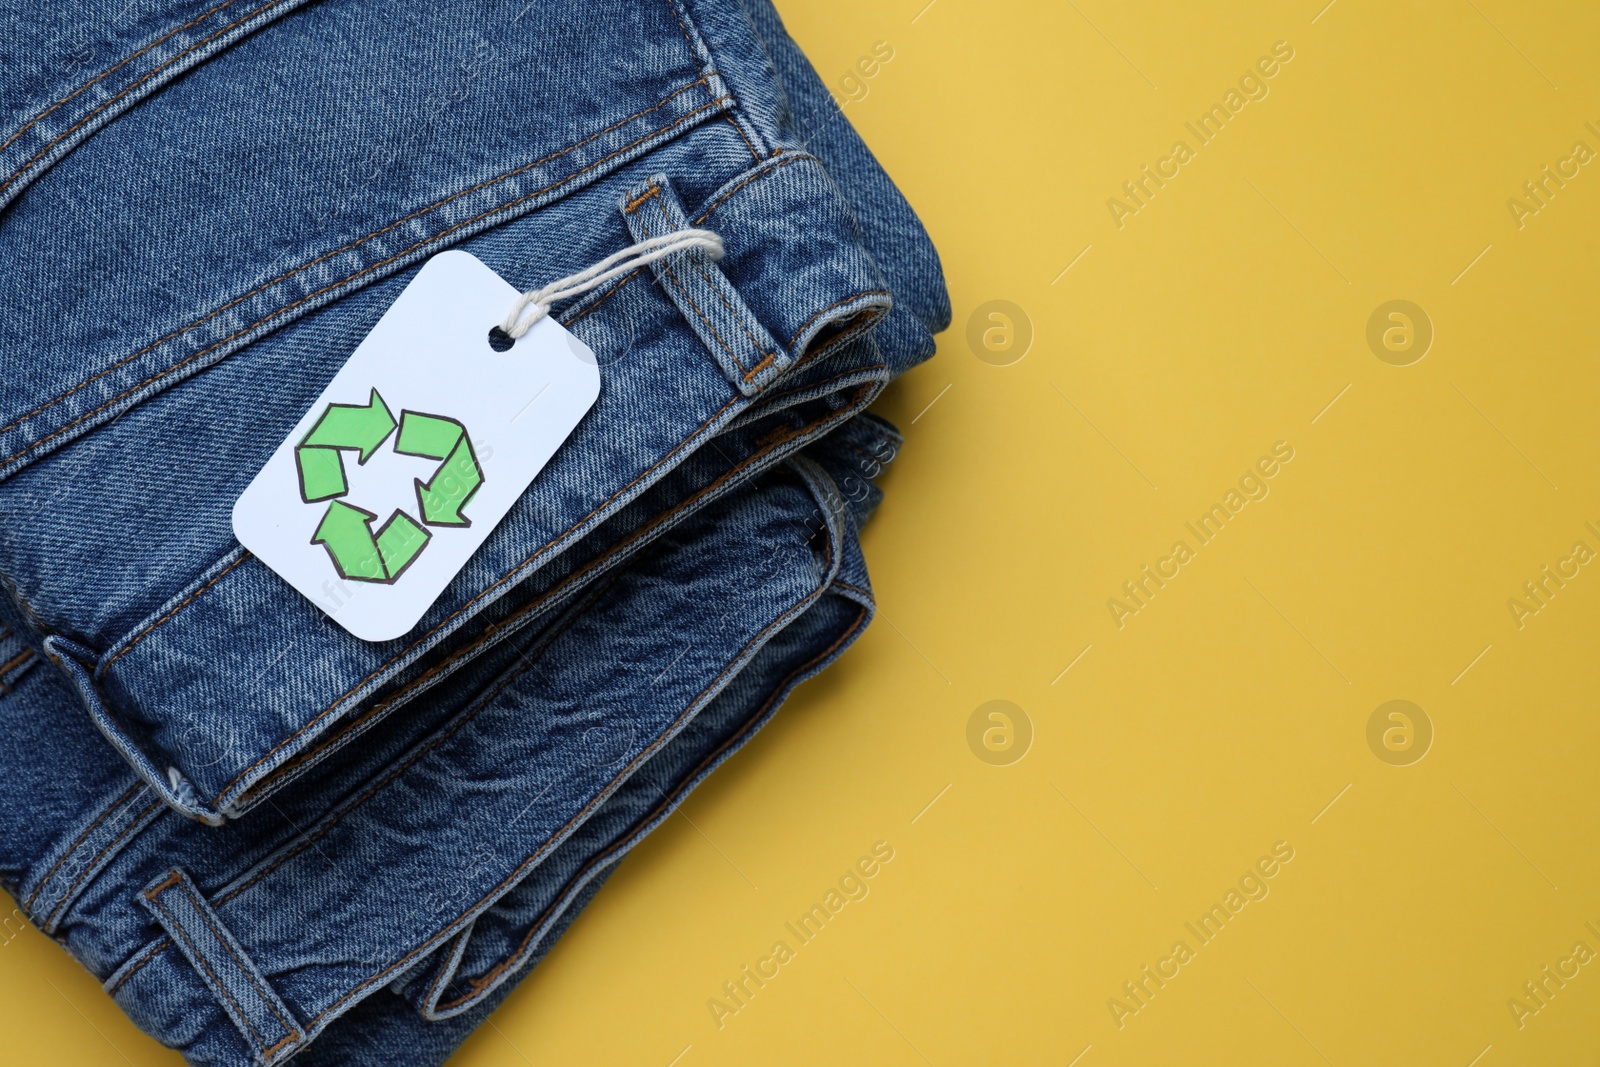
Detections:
[295, 388, 397, 504]
[309, 501, 433, 585]
[394, 409, 484, 529]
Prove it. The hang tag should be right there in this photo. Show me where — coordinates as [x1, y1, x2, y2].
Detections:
[232, 250, 601, 642]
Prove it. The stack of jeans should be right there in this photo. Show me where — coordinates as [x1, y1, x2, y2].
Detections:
[0, 1, 948, 1063]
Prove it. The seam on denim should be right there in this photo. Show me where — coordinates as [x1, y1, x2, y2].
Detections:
[0, 648, 34, 693]
[213, 579, 610, 906]
[691, 152, 812, 225]
[23, 781, 142, 914]
[434, 602, 867, 1012]
[692, 255, 773, 377]
[263, 1033, 297, 1058]
[0, 96, 729, 473]
[831, 580, 872, 597]
[662, 0, 699, 55]
[0, 0, 286, 200]
[622, 183, 662, 213]
[246, 374, 877, 801]
[0, 0, 242, 159]
[663, 179, 780, 377]
[669, 0, 772, 162]
[103, 554, 248, 671]
[419, 925, 475, 1015]
[637, 195, 778, 382]
[145, 887, 267, 1051]
[785, 291, 891, 353]
[660, 259, 743, 372]
[175, 879, 301, 1044]
[45, 798, 164, 931]
[299, 505, 840, 1031]
[630, 200, 749, 375]
[0, 77, 714, 443]
[105, 937, 168, 995]
[724, 115, 761, 162]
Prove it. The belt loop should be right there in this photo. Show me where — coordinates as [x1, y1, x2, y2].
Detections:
[139, 868, 304, 1064]
[618, 174, 790, 395]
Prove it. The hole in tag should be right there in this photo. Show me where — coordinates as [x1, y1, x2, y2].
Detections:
[486, 326, 514, 353]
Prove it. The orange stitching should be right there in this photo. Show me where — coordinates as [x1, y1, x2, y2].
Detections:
[106, 938, 168, 995]
[622, 184, 662, 213]
[0, 96, 730, 472]
[301, 524, 840, 1028]
[262, 1033, 299, 1058]
[147, 891, 265, 1050]
[47, 799, 163, 929]
[434, 603, 866, 1011]
[661, 260, 740, 366]
[663, 0, 699, 54]
[660, 190, 780, 378]
[178, 880, 300, 1042]
[0, 78, 713, 441]
[23, 782, 141, 913]
[0, 0, 240, 159]
[742, 352, 777, 384]
[104, 554, 248, 670]
[0, 0, 287, 199]
[142, 870, 183, 901]
[724, 115, 761, 163]
[632, 192, 747, 372]
[694, 257, 772, 370]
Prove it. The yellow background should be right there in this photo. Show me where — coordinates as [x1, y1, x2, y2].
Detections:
[6, 0, 1600, 1062]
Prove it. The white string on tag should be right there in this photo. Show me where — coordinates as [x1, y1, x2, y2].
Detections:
[500, 228, 725, 340]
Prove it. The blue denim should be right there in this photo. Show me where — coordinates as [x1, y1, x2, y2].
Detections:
[0, 0, 947, 1063]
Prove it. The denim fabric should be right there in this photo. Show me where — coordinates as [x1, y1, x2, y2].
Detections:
[0, 0, 947, 1063]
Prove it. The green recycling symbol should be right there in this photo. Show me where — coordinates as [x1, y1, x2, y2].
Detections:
[294, 388, 484, 583]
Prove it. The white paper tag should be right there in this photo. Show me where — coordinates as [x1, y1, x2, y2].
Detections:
[232, 250, 601, 642]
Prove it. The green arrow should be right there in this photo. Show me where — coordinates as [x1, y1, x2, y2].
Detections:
[311, 500, 433, 584]
[395, 410, 463, 459]
[397, 411, 483, 527]
[294, 389, 397, 504]
[312, 500, 386, 581]
[303, 388, 397, 462]
[296, 445, 347, 503]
